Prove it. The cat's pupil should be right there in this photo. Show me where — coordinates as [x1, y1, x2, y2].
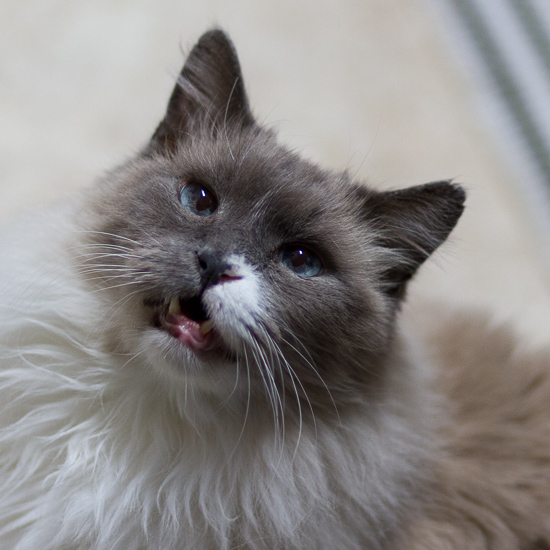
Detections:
[195, 189, 214, 212]
[180, 182, 217, 217]
[279, 245, 323, 277]
[291, 249, 308, 268]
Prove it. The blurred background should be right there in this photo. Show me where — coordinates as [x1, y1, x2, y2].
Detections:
[1, 0, 550, 342]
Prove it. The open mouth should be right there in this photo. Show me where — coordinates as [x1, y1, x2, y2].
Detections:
[158, 295, 216, 352]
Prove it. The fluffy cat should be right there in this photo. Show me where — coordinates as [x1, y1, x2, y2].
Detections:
[0, 29, 549, 550]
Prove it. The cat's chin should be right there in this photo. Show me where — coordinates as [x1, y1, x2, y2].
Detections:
[133, 290, 264, 402]
[154, 322, 236, 367]
[140, 324, 235, 378]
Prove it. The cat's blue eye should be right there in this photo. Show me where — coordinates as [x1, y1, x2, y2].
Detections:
[279, 245, 323, 278]
[180, 182, 218, 217]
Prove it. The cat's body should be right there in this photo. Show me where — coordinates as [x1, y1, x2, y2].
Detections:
[0, 30, 549, 549]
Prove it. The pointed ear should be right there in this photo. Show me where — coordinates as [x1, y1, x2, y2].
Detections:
[147, 29, 255, 154]
[362, 181, 465, 298]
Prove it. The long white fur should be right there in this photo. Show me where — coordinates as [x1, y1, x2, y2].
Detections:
[0, 207, 436, 550]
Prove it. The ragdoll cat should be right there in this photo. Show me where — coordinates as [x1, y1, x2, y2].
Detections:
[1, 29, 549, 550]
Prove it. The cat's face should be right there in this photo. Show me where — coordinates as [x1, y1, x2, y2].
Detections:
[79, 30, 464, 412]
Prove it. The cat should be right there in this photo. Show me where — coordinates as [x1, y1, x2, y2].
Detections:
[0, 28, 549, 550]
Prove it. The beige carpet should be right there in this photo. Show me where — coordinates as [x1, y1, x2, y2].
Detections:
[1, 0, 549, 343]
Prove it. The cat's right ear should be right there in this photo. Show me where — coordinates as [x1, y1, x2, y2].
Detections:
[360, 181, 466, 299]
[145, 29, 255, 155]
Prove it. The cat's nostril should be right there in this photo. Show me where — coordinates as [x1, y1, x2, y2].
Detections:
[197, 249, 230, 288]
[197, 250, 220, 273]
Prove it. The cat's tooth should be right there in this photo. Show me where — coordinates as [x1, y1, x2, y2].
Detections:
[200, 320, 214, 335]
[168, 297, 181, 315]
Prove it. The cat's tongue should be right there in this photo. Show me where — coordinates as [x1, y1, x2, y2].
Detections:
[164, 312, 213, 352]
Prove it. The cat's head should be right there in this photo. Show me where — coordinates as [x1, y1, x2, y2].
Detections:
[79, 30, 464, 414]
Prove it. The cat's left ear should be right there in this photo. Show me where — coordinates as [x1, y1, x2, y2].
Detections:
[146, 29, 255, 154]
[361, 181, 465, 298]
